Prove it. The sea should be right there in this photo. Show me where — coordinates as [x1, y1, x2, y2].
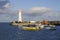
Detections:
[0, 23, 60, 40]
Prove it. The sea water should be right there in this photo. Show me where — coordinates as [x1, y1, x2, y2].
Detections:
[0, 23, 60, 40]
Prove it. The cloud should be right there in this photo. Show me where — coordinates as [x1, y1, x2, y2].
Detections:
[0, 0, 11, 13]
[40, 11, 60, 21]
[0, 0, 6, 1]
[0, 12, 18, 22]
[22, 7, 60, 21]
[31, 7, 51, 13]
[23, 7, 51, 13]
[0, 0, 14, 22]
[3, 2, 11, 8]
[23, 7, 51, 17]
[0, 0, 9, 8]
[0, 6, 60, 22]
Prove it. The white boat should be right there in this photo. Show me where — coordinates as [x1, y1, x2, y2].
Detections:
[44, 25, 56, 30]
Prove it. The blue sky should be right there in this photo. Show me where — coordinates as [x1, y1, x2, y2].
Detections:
[10, 0, 60, 10]
[0, 0, 60, 22]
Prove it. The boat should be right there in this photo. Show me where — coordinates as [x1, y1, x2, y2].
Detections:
[22, 27, 40, 31]
[21, 24, 41, 31]
[44, 25, 56, 30]
[41, 20, 56, 30]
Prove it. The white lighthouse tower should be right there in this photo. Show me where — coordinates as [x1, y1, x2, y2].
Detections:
[18, 10, 22, 22]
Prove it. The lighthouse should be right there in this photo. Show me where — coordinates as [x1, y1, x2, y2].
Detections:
[18, 10, 22, 22]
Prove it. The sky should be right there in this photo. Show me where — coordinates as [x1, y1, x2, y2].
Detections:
[0, 0, 60, 22]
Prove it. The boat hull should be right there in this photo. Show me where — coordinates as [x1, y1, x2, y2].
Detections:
[22, 27, 40, 31]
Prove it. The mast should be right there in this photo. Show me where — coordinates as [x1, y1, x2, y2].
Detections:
[18, 10, 22, 22]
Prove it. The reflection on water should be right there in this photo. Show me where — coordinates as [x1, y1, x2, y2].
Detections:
[0, 23, 60, 40]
